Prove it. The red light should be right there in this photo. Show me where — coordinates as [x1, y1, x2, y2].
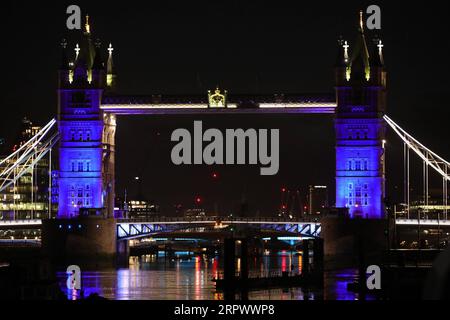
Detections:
[212, 172, 218, 179]
[281, 205, 287, 210]
[196, 197, 202, 204]
[281, 187, 286, 192]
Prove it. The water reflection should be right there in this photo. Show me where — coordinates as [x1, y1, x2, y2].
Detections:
[56, 252, 363, 300]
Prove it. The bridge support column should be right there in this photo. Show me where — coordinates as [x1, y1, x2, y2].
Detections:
[41, 217, 117, 267]
[223, 238, 249, 300]
[321, 216, 392, 269]
[302, 238, 324, 283]
[116, 240, 129, 267]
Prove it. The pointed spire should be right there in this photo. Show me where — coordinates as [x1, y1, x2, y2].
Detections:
[107, 43, 114, 57]
[107, 43, 114, 73]
[376, 39, 384, 65]
[73, 15, 95, 70]
[85, 14, 91, 34]
[74, 43, 80, 59]
[343, 41, 349, 63]
[370, 36, 384, 67]
[106, 43, 116, 88]
[335, 37, 347, 67]
[350, 10, 370, 81]
[359, 10, 364, 31]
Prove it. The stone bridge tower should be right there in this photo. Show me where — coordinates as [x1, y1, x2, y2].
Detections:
[57, 17, 116, 219]
[334, 12, 387, 219]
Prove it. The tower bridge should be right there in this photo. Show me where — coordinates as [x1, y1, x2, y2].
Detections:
[1, 13, 449, 263]
[53, 13, 387, 221]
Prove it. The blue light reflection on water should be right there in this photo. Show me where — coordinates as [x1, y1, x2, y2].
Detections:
[56, 253, 364, 300]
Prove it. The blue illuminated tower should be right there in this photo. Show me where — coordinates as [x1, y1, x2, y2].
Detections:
[57, 17, 116, 218]
[334, 14, 387, 219]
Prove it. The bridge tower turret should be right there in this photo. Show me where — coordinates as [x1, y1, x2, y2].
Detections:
[334, 11, 387, 219]
[57, 16, 116, 219]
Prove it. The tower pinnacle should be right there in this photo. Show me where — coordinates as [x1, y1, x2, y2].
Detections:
[108, 43, 114, 56]
[359, 10, 364, 31]
[74, 43, 80, 58]
[106, 43, 116, 88]
[85, 15, 91, 34]
[350, 10, 370, 81]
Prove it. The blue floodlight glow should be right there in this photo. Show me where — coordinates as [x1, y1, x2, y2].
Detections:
[335, 118, 385, 219]
[57, 88, 105, 219]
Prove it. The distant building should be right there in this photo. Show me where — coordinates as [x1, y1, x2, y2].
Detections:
[12, 117, 42, 152]
[184, 208, 206, 219]
[0, 118, 54, 220]
[126, 200, 159, 217]
[307, 185, 329, 216]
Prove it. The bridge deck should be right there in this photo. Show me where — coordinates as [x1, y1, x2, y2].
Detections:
[101, 94, 336, 115]
[2, 218, 450, 228]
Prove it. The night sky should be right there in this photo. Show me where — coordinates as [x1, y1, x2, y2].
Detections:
[1, 1, 449, 215]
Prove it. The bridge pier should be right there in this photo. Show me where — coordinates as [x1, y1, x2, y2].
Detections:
[41, 217, 117, 267]
[321, 216, 392, 269]
[116, 239, 129, 267]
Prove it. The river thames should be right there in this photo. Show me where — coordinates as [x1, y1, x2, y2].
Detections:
[57, 252, 364, 300]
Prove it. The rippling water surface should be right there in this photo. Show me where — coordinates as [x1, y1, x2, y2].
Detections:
[57, 252, 364, 300]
